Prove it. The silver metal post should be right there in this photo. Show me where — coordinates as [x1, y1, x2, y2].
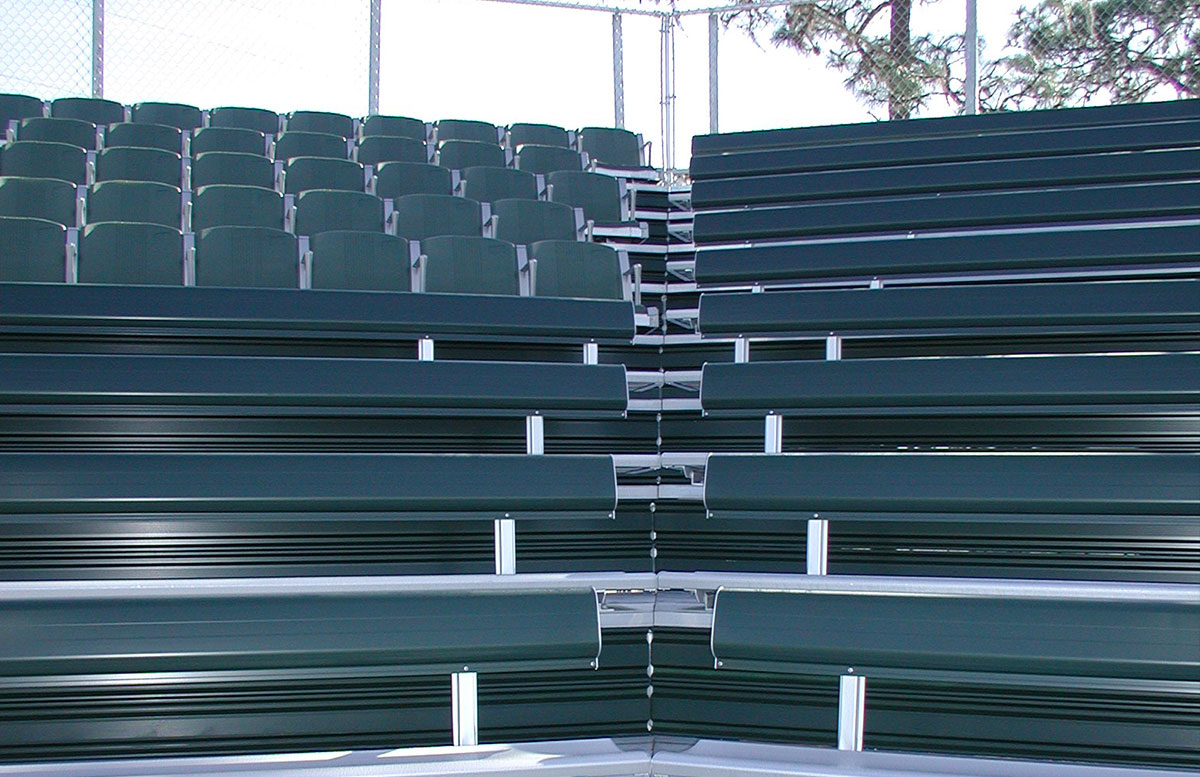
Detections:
[494, 519, 516, 575]
[612, 12, 626, 129]
[964, 0, 978, 114]
[368, 0, 382, 115]
[734, 338, 749, 363]
[451, 671, 479, 746]
[526, 414, 544, 455]
[659, 13, 675, 172]
[806, 518, 829, 575]
[91, 0, 104, 98]
[708, 13, 719, 134]
[764, 413, 782, 454]
[418, 337, 435, 361]
[583, 342, 599, 365]
[837, 674, 866, 751]
[825, 335, 843, 361]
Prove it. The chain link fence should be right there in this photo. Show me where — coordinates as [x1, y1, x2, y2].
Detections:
[0, 0, 93, 99]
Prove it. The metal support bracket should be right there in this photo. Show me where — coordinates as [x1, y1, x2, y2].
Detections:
[806, 519, 829, 576]
[838, 674, 866, 751]
[451, 671, 479, 746]
[764, 413, 782, 454]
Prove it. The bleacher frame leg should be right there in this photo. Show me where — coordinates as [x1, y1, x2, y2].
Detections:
[837, 674, 866, 751]
[451, 671, 479, 746]
[764, 413, 782, 454]
[806, 518, 829, 575]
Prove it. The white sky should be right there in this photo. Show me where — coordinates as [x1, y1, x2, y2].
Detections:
[0, 0, 1043, 167]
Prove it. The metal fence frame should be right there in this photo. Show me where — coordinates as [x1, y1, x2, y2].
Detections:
[77, 0, 981, 171]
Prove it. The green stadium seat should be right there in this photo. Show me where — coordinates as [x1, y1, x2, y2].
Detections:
[16, 117, 97, 149]
[0, 141, 87, 184]
[390, 194, 481, 240]
[94, 146, 183, 187]
[309, 230, 411, 292]
[195, 226, 299, 289]
[437, 118, 500, 144]
[422, 235, 519, 295]
[209, 106, 280, 135]
[373, 161, 452, 198]
[0, 216, 66, 282]
[461, 166, 537, 203]
[191, 126, 266, 156]
[293, 189, 384, 236]
[529, 239, 624, 300]
[77, 221, 183, 285]
[274, 131, 347, 161]
[50, 97, 123, 125]
[1, 93, 45, 128]
[492, 198, 577, 245]
[191, 184, 283, 232]
[104, 122, 183, 153]
[357, 135, 426, 166]
[548, 170, 624, 223]
[362, 114, 426, 140]
[191, 151, 273, 189]
[287, 110, 353, 138]
[0, 176, 78, 226]
[438, 139, 505, 170]
[509, 122, 569, 148]
[283, 156, 364, 194]
[131, 101, 202, 130]
[87, 180, 182, 230]
[515, 143, 584, 175]
[578, 126, 642, 168]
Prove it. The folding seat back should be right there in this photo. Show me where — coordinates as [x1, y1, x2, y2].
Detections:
[390, 194, 482, 240]
[286, 110, 353, 138]
[274, 131, 347, 161]
[529, 239, 624, 300]
[87, 180, 182, 230]
[492, 198, 577, 246]
[195, 225, 299, 289]
[436, 119, 500, 145]
[17, 117, 97, 150]
[209, 106, 280, 135]
[309, 230, 411, 292]
[191, 184, 283, 232]
[578, 126, 641, 168]
[548, 170, 623, 223]
[191, 127, 266, 156]
[373, 162, 451, 199]
[1, 93, 45, 128]
[77, 221, 183, 285]
[131, 101, 202, 130]
[104, 122, 184, 154]
[509, 122, 568, 149]
[293, 190, 384, 236]
[192, 152, 273, 189]
[94, 146, 183, 187]
[0, 176, 78, 226]
[362, 114, 426, 141]
[50, 97, 123, 125]
[0, 216, 66, 283]
[0, 141, 87, 184]
[283, 156, 364, 194]
[460, 166, 537, 203]
[438, 139, 505, 170]
[357, 135, 426, 167]
[515, 144, 584, 176]
[422, 235, 519, 295]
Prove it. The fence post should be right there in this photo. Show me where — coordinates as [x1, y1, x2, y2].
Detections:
[612, 12, 625, 129]
[91, 0, 104, 98]
[964, 0, 979, 114]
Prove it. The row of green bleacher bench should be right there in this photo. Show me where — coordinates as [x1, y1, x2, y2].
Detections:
[0, 94, 1195, 773]
[646, 97, 1199, 768]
